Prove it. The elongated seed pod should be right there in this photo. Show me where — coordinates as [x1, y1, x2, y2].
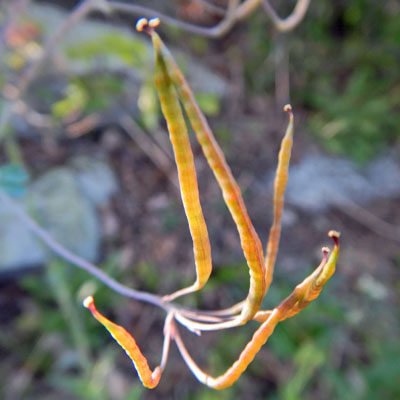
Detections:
[264, 105, 294, 294]
[151, 30, 265, 321]
[174, 233, 340, 389]
[175, 309, 282, 389]
[274, 232, 340, 320]
[152, 36, 212, 300]
[83, 296, 161, 388]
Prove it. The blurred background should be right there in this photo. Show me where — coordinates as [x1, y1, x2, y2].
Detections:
[0, 1, 399, 399]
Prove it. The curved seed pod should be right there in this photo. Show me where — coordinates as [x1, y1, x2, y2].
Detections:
[147, 25, 265, 321]
[174, 309, 282, 389]
[298, 231, 340, 305]
[173, 233, 339, 389]
[264, 105, 294, 294]
[83, 296, 162, 388]
[253, 246, 329, 322]
[149, 24, 212, 301]
[276, 231, 340, 320]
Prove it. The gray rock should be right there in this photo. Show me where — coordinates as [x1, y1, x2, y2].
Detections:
[366, 155, 400, 198]
[0, 200, 46, 271]
[0, 155, 119, 274]
[27, 168, 100, 262]
[69, 156, 118, 206]
[185, 60, 230, 98]
[282, 153, 400, 212]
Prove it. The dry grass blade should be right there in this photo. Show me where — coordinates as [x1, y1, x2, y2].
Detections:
[262, 0, 311, 32]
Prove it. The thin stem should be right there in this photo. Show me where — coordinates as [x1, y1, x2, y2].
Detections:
[173, 308, 282, 389]
[189, 300, 245, 316]
[109, 0, 255, 38]
[172, 323, 210, 384]
[0, 188, 254, 337]
[0, 190, 256, 337]
[177, 309, 234, 323]
[160, 313, 174, 370]
[262, 0, 311, 32]
[174, 311, 244, 332]
[0, 190, 166, 310]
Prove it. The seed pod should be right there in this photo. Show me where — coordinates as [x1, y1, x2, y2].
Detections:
[152, 30, 212, 300]
[150, 28, 266, 321]
[83, 296, 162, 388]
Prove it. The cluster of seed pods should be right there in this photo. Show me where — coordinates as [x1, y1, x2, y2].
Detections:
[83, 18, 340, 389]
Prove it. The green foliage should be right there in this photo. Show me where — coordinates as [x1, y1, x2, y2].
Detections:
[66, 32, 148, 68]
[305, 63, 400, 164]
[293, 1, 400, 163]
[195, 93, 220, 116]
[244, 1, 400, 163]
[52, 76, 125, 120]
[137, 80, 159, 130]
[134, 261, 160, 291]
[280, 341, 325, 400]
[52, 82, 88, 119]
[73, 75, 125, 113]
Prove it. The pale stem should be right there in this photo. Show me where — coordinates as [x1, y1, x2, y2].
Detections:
[174, 311, 244, 332]
[160, 312, 175, 370]
[109, 0, 254, 38]
[262, 0, 311, 32]
[0, 190, 165, 310]
[0, 189, 251, 335]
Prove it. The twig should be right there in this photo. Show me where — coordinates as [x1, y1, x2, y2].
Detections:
[262, 0, 311, 32]
[0, 189, 166, 310]
[0, 189, 247, 335]
[160, 312, 175, 371]
[108, 0, 256, 38]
